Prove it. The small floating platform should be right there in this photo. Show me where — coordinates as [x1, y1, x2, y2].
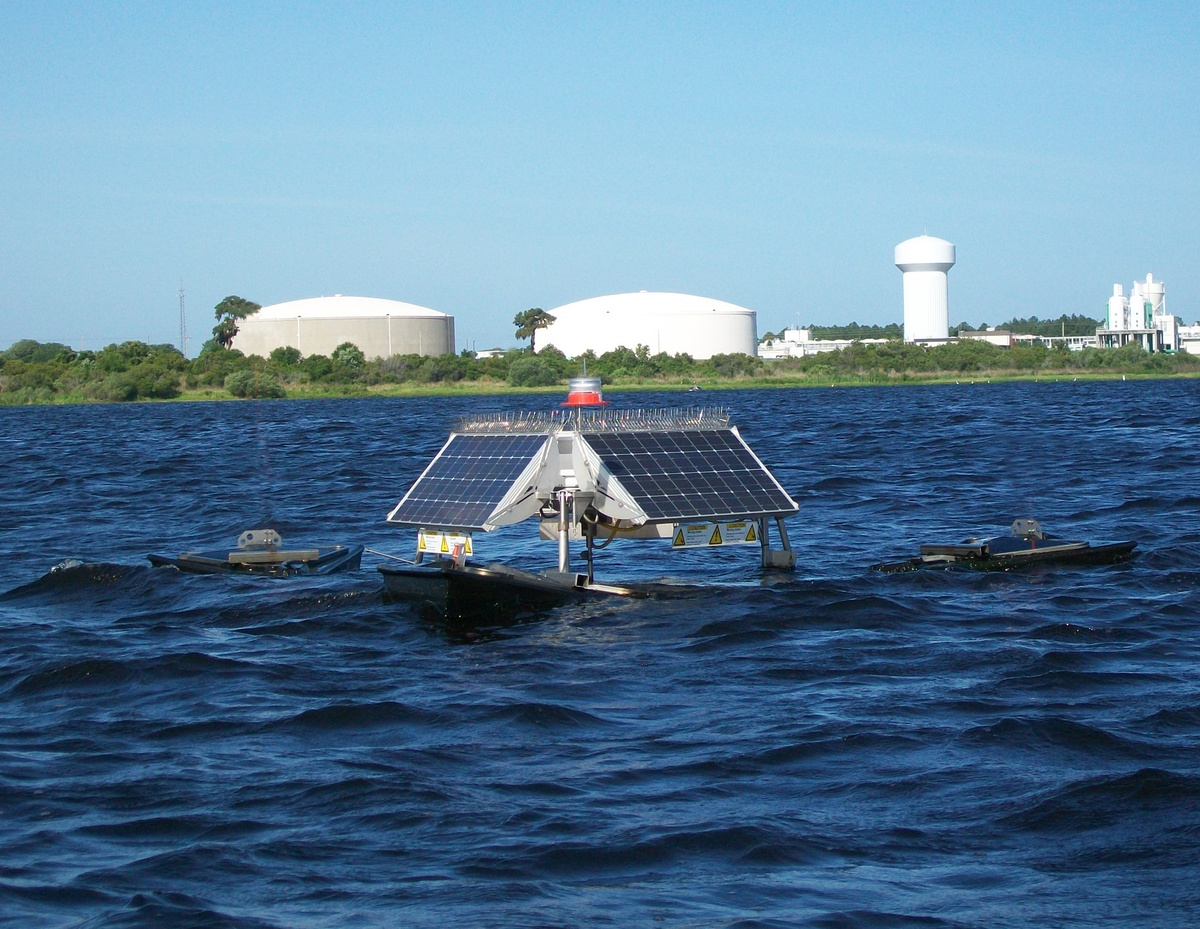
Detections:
[149, 529, 363, 578]
[872, 519, 1137, 573]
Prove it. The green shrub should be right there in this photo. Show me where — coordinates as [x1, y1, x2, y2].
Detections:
[507, 355, 561, 387]
[302, 355, 333, 381]
[270, 346, 302, 367]
[332, 342, 366, 370]
[225, 370, 286, 399]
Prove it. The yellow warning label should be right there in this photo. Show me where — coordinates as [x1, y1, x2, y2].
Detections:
[418, 529, 475, 558]
[670, 521, 759, 548]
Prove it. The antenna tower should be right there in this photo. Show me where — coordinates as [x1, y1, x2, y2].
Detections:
[178, 280, 188, 357]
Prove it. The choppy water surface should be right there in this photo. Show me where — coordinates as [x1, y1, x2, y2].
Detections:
[2, 381, 1199, 928]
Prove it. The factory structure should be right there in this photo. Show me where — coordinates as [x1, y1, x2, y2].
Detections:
[758, 328, 890, 359]
[220, 252, 1197, 364]
[1096, 273, 1200, 354]
[537, 292, 758, 360]
[231, 295, 455, 360]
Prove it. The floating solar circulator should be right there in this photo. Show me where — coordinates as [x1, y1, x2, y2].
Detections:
[381, 380, 798, 618]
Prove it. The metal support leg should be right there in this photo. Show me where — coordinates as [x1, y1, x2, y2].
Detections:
[759, 515, 797, 571]
[585, 520, 595, 585]
[775, 517, 792, 552]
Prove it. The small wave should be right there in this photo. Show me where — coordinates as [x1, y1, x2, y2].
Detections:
[270, 700, 442, 731]
[485, 701, 614, 729]
[805, 912, 956, 929]
[11, 651, 255, 696]
[960, 716, 1150, 758]
[810, 476, 873, 491]
[79, 890, 282, 929]
[77, 816, 207, 841]
[1138, 704, 1200, 730]
[1, 562, 146, 600]
[1002, 768, 1200, 833]
[522, 822, 836, 877]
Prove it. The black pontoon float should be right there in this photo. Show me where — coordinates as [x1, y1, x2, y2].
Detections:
[380, 378, 799, 618]
[871, 519, 1137, 573]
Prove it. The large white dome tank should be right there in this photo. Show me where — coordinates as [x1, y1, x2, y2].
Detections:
[538, 292, 758, 359]
[895, 236, 956, 342]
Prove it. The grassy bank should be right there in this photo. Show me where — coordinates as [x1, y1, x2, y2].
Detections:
[167, 367, 1200, 403]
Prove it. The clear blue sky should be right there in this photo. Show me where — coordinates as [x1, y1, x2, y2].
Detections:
[2, 1, 1197, 352]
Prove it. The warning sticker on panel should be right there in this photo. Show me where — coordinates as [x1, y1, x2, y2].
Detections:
[670, 521, 758, 548]
[417, 529, 474, 557]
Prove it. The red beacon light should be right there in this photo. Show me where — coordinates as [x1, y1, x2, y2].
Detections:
[562, 376, 608, 407]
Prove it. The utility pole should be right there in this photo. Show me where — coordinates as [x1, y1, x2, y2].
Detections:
[178, 280, 188, 357]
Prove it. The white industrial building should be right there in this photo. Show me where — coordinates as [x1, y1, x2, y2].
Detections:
[232, 295, 455, 360]
[895, 235, 956, 342]
[759, 328, 890, 358]
[538, 292, 758, 359]
[1097, 274, 1181, 353]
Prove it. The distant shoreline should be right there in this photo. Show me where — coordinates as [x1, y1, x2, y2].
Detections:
[3, 369, 1197, 406]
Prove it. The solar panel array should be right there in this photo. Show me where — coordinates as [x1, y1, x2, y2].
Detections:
[582, 429, 796, 522]
[388, 433, 547, 529]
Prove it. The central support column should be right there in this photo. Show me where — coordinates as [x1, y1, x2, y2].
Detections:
[557, 489, 571, 574]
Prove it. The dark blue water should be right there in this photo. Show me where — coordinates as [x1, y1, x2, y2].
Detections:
[2, 381, 1199, 928]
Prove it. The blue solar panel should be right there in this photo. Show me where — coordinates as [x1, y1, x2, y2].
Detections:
[581, 429, 796, 522]
[388, 433, 547, 530]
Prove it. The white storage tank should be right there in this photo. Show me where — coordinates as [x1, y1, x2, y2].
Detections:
[1143, 273, 1165, 316]
[1129, 281, 1147, 329]
[232, 295, 455, 360]
[538, 292, 758, 359]
[895, 236, 956, 342]
[1108, 284, 1128, 331]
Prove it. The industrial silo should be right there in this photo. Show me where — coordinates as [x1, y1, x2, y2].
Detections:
[1108, 284, 1128, 330]
[895, 236, 956, 342]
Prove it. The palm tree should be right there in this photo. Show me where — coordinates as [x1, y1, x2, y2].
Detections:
[513, 308, 557, 353]
[211, 295, 261, 349]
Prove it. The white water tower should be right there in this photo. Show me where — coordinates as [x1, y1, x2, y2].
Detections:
[895, 235, 956, 342]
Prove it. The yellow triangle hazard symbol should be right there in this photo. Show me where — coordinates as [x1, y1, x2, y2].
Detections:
[440, 535, 450, 553]
[746, 524, 756, 543]
[418, 532, 426, 550]
[465, 538, 473, 555]
[709, 525, 722, 545]
[673, 529, 686, 547]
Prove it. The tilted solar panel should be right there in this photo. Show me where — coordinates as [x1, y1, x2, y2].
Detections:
[581, 429, 797, 522]
[388, 433, 548, 530]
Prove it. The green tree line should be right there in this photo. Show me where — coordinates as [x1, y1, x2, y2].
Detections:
[762, 314, 1104, 341]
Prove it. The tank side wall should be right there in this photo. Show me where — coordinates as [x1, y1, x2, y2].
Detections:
[387, 318, 454, 357]
[294, 318, 389, 358]
[902, 271, 949, 341]
[232, 318, 300, 357]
